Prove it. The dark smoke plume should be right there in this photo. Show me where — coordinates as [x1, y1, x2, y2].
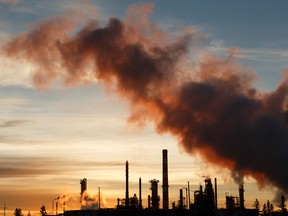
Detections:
[3, 4, 288, 194]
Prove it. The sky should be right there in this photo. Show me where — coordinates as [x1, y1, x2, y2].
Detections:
[1, 0, 288, 215]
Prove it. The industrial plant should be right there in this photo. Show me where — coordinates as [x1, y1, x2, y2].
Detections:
[62, 149, 258, 216]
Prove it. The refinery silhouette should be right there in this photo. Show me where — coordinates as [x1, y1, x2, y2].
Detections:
[5, 149, 288, 216]
[47, 149, 263, 216]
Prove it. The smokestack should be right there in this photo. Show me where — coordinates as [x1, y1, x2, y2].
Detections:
[98, 187, 101, 210]
[148, 195, 151, 209]
[125, 161, 129, 208]
[80, 178, 87, 204]
[188, 181, 190, 209]
[239, 182, 245, 209]
[117, 198, 120, 208]
[214, 178, 218, 209]
[162, 149, 169, 210]
[139, 177, 142, 209]
[179, 189, 183, 209]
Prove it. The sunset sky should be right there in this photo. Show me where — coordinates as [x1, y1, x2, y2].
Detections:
[1, 0, 288, 215]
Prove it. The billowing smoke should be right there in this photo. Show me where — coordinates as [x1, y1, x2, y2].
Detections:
[53, 193, 105, 211]
[3, 4, 288, 195]
[81, 190, 106, 210]
[53, 194, 67, 214]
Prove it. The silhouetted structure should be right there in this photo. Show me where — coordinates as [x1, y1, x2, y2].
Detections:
[222, 183, 249, 216]
[188, 181, 191, 209]
[162, 149, 169, 210]
[204, 178, 215, 210]
[139, 178, 142, 209]
[191, 177, 215, 213]
[63, 149, 260, 216]
[117, 162, 141, 210]
[214, 178, 218, 209]
[179, 189, 184, 209]
[80, 178, 87, 201]
[125, 161, 129, 208]
[98, 187, 101, 210]
[148, 195, 151, 209]
[239, 182, 245, 209]
[226, 195, 238, 210]
[149, 179, 160, 209]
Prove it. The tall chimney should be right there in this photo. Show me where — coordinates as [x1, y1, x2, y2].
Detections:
[139, 177, 142, 209]
[188, 181, 190, 209]
[214, 178, 218, 209]
[179, 189, 183, 209]
[162, 149, 169, 210]
[80, 178, 87, 206]
[98, 187, 101, 210]
[148, 195, 151, 209]
[125, 161, 129, 208]
[239, 182, 245, 209]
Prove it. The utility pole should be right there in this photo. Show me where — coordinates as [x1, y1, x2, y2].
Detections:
[2, 202, 7, 216]
[56, 201, 58, 215]
[98, 187, 101, 210]
[52, 200, 54, 215]
[185, 188, 188, 208]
